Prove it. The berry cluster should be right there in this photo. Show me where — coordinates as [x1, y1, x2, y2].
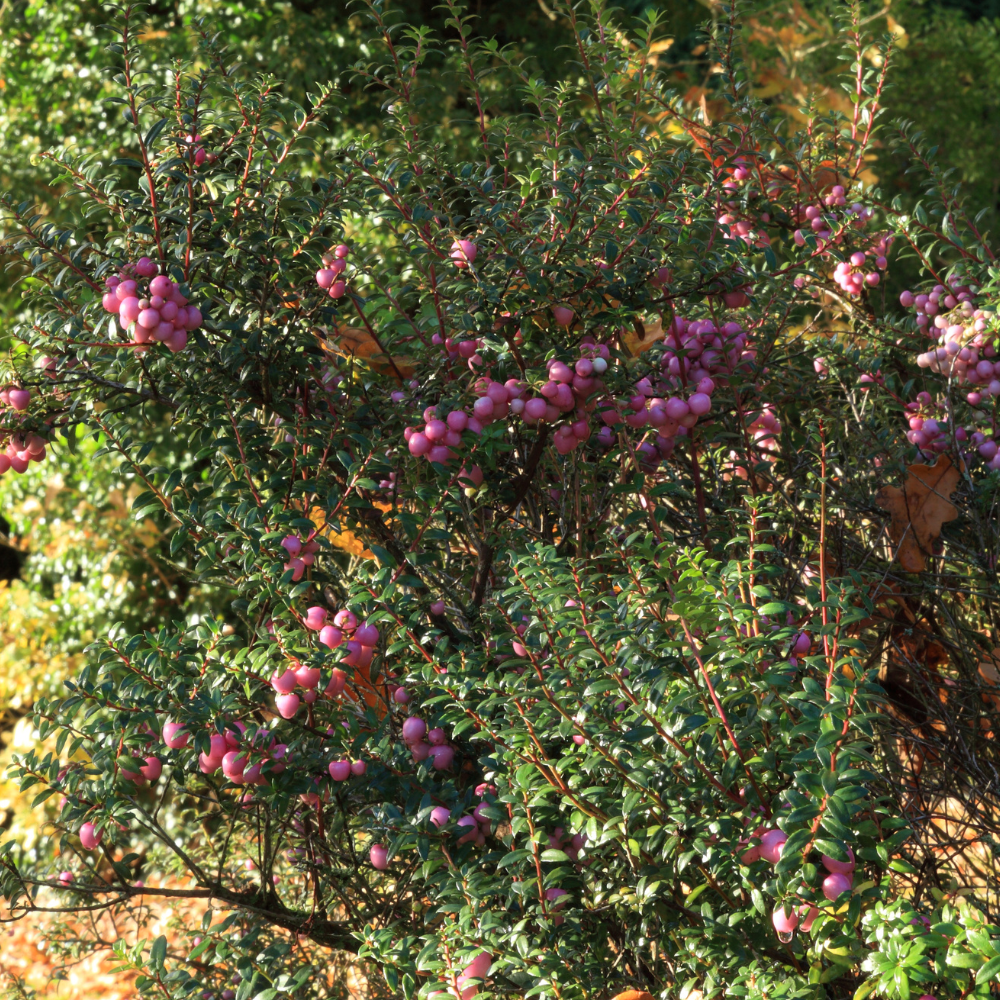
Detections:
[100, 257, 202, 351]
[315, 244, 350, 299]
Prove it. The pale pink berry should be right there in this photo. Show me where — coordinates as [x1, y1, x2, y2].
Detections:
[271, 668, 297, 694]
[8, 389, 29, 411]
[355, 623, 379, 646]
[402, 717, 426, 744]
[79, 822, 102, 851]
[430, 806, 451, 827]
[370, 844, 389, 869]
[275, 693, 300, 719]
[295, 664, 321, 689]
[162, 721, 189, 749]
[759, 829, 787, 864]
[350, 759, 367, 777]
[140, 756, 162, 781]
[772, 903, 799, 941]
[799, 905, 819, 932]
[319, 625, 343, 650]
[334, 609, 358, 630]
[552, 305, 574, 327]
[328, 760, 351, 781]
[821, 846, 855, 874]
[429, 745, 454, 770]
[58, 871, 74, 887]
[450, 239, 478, 268]
[822, 872, 853, 900]
[304, 606, 327, 631]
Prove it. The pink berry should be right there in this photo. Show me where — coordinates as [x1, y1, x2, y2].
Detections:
[329, 281, 347, 299]
[271, 668, 297, 694]
[304, 606, 327, 631]
[295, 665, 321, 689]
[429, 745, 455, 770]
[402, 717, 426, 744]
[393, 686, 410, 704]
[162, 721, 189, 749]
[316, 269, 336, 289]
[58, 871, 74, 887]
[450, 239, 478, 268]
[430, 806, 451, 828]
[319, 625, 343, 650]
[355, 623, 379, 646]
[799, 905, 819, 932]
[822, 872, 853, 900]
[430, 600, 446, 616]
[759, 829, 787, 864]
[821, 846, 855, 874]
[334, 609, 358, 630]
[552, 305, 574, 327]
[771, 904, 799, 941]
[350, 759, 367, 777]
[370, 844, 389, 869]
[140, 756, 162, 781]
[79, 822, 102, 851]
[428, 727, 446, 746]
[334, 244, 350, 258]
[324, 668, 347, 697]
[7, 389, 29, 411]
[275, 693, 300, 719]
[328, 760, 351, 781]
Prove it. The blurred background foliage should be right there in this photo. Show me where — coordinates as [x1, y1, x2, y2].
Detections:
[0, 0, 999, 992]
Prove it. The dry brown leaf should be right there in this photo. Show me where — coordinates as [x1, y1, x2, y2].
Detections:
[620, 316, 665, 356]
[875, 455, 960, 572]
[979, 649, 1000, 712]
[613, 992, 655, 1000]
[320, 325, 415, 379]
[309, 505, 382, 560]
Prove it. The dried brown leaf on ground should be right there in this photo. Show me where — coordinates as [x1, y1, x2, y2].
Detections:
[875, 455, 961, 572]
[320, 326, 415, 379]
[620, 317, 665, 356]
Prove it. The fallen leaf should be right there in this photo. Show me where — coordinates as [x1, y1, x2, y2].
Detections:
[875, 455, 960, 572]
[310, 505, 380, 560]
[620, 316, 665, 356]
[319, 325, 415, 379]
[979, 650, 1000, 712]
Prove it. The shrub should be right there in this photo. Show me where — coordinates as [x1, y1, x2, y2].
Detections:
[1, 3, 999, 999]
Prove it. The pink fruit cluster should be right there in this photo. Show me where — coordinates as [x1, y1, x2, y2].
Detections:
[401, 715, 455, 770]
[100, 257, 201, 352]
[195, 722, 289, 785]
[281, 533, 320, 581]
[315, 244, 350, 299]
[451, 239, 478, 269]
[792, 188, 873, 246]
[183, 132, 207, 167]
[120, 752, 163, 788]
[831, 235, 890, 295]
[765, 843, 856, 942]
[0, 430, 47, 478]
